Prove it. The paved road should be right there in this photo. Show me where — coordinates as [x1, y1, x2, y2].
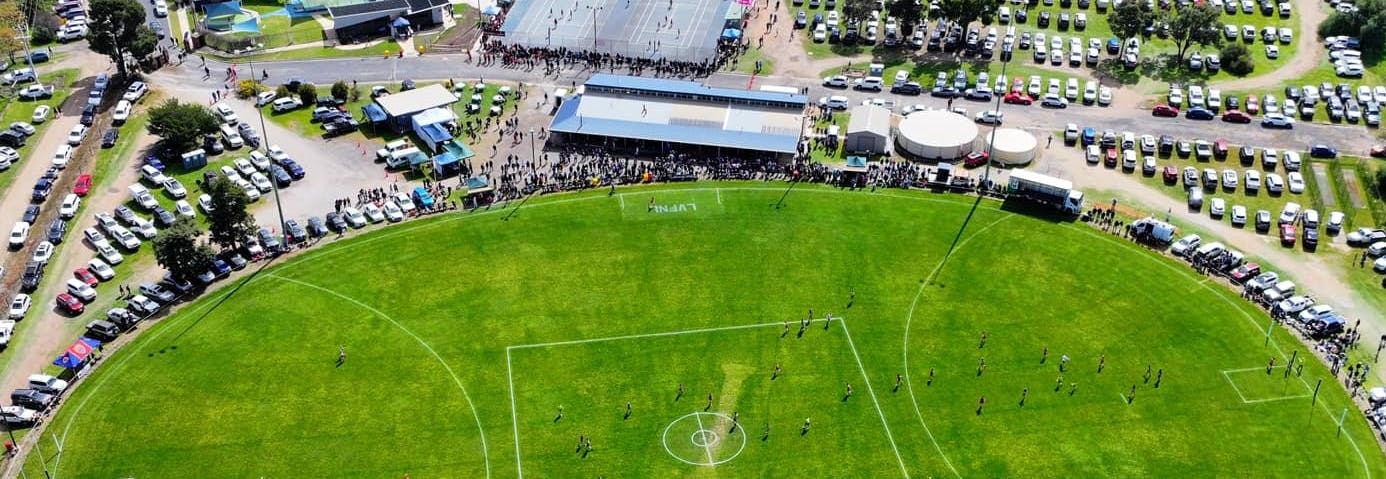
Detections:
[187, 54, 1381, 157]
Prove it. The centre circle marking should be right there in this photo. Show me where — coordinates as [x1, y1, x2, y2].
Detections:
[661, 412, 747, 467]
[689, 429, 720, 448]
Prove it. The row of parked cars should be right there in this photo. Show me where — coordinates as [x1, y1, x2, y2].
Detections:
[1159, 79, 1386, 128]
[822, 68, 1111, 111]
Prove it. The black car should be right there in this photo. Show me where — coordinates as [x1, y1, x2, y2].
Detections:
[890, 82, 923, 95]
[20, 261, 42, 292]
[279, 158, 305, 179]
[1158, 135, 1174, 155]
[325, 212, 347, 232]
[269, 165, 292, 186]
[203, 134, 224, 154]
[80, 104, 96, 126]
[85, 320, 121, 341]
[11, 389, 54, 411]
[315, 96, 346, 107]
[306, 216, 328, 238]
[101, 128, 118, 148]
[794, 11, 807, 28]
[0, 130, 25, 147]
[283, 219, 307, 243]
[46, 219, 66, 244]
[1238, 146, 1255, 165]
[1185, 107, 1215, 120]
[22, 205, 39, 224]
[1304, 227, 1319, 249]
[1016, 8, 1028, 23]
[323, 117, 359, 137]
[238, 123, 262, 148]
[1284, 85, 1301, 101]
[161, 273, 196, 294]
[1038, 11, 1050, 27]
[257, 228, 282, 252]
[1225, 96, 1240, 110]
[152, 206, 177, 226]
[31, 178, 52, 202]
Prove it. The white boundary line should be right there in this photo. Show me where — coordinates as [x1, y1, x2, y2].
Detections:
[694, 413, 715, 466]
[618, 193, 625, 210]
[1221, 368, 1314, 404]
[900, 213, 1015, 479]
[509, 317, 833, 350]
[266, 275, 492, 479]
[716, 188, 722, 205]
[840, 318, 911, 478]
[1071, 226, 1374, 479]
[506, 347, 523, 479]
[1222, 370, 1251, 403]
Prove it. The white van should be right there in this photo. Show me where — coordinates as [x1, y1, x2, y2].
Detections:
[998, 6, 1011, 23]
[820, 95, 850, 110]
[219, 124, 243, 149]
[386, 147, 420, 170]
[128, 184, 157, 210]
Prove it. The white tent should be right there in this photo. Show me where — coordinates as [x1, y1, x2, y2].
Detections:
[895, 110, 977, 160]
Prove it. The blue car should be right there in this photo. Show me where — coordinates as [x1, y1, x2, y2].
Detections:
[279, 158, 305, 179]
[1309, 144, 1337, 158]
[1185, 107, 1215, 120]
[144, 155, 165, 171]
[211, 258, 231, 277]
[1106, 38, 1120, 54]
[1081, 127, 1096, 146]
[412, 186, 435, 209]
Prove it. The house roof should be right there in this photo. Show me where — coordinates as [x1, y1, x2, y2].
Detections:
[374, 84, 458, 117]
[549, 93, 803, 154]
[846, 105, 891, 136]
[404, 0, 449, 13]
[584, 74, 807, 109]
[327, 0, 406, 18]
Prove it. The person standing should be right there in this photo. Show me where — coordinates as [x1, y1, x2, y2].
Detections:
[337, 345, 346, 366]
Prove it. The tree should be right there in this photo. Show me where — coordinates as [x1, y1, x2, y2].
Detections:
[204, 176, 257, 250]
[886, 0, 924, 34]
[1108, 0, 1154, 55]
[0, 3, 24, 62]
[297, 82, 317, 106]
[147, 99, 220, 150]
[1318, 0, 1385, 55]
[153, 218, 215, 282]
[937, 0, 996, 29]
[331, 81, 349, 101]
[1219, 43, 1254, 75]
[275, 84, 292, 99]
[88, 0, 158, 77]
[29, 23, 53, 45]
[1376, 168, 1386, 199]
[1165, 4, 1222, 62]
[842, 0, 874, 23]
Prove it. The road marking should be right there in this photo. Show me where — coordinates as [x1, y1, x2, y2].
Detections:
[841, 318, 910, 478]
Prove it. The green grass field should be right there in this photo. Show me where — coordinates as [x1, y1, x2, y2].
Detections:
[27, 184, 1386, 478]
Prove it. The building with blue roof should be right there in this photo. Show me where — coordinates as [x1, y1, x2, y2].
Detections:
[548, 75, 807, 158]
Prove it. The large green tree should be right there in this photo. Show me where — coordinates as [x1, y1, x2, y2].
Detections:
[204, 176, 257, 250]
[842, 0, 874, 24]
[146, 99, 220, 150]
[1318, 0, 1386, 55]
[87, 0, 158, 77]
[937, 0, 996, 29]
[1165, 4, 1222, 62]
[153, 218, 215, 282]
[0, 3, 25, 63]
[1108, 0, 1154, 55]
[886, 0, 924, 34]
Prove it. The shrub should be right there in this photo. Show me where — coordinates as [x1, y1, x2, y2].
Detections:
[1219, 44, 1254, 75]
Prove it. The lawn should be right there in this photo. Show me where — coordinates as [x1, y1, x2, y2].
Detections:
[722, 46, 776, 75]
[26, 183, 1386, 478]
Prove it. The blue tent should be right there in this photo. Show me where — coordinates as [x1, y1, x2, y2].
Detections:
[53, 337, 102, 368]
[392, 17, 411, 28]
[722, 28, 742, 40]
[481, 5, 501, 15]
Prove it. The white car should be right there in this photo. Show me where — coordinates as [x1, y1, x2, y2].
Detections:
[392, 192, 416, 213]
[1171, 234, 1202, 256]
[240, 181, 260, 201]
[1221, 169, 1238, 189]
[174, 199, 195, 218]
[32, 241, 53, 263]
[112, 100, 132, 123]
[67, 124, 87, 145]
[109, 226, 140, 250]
[130, 217, 157, 239]
[1266, 45, 1280, 59]
[86, 258, 115, 280]
[9, 122, 33, 136]
[1266, 173, 1285, 193]
[1287, 172, 1305, 193]
[1230, 205, 1247, 225]
[197, 193, 215, 213]
[382, 201, 404, 222]
[8, 294, 30, 320]
[163, 178, 187, 198]
[1210, 198, 1226, 217]
[59, 194, 80, 219]
[267, 145, 289, 163]
[1098, 87, 1112, 106]
[52, 144, 73, 168]
[1299, 305, 1335, 323]
[31, 105, 50, 123]
[974, 110, 1004, 125]
[1277, 295, 1314, 315]
[271, 97, 303, 112]
[362, 204, 385, 223]
[8, 222, 28, 248]
[343, 207, 367, 228]
[214, 102, 239, 125]
[1244, 170, 1261, 191]
[255, 91, 277, 106]
[123, 82, 147, 101]
[96, 242, 123, 264]
[822, 75, 849, 87]
[248, 151, 271, 170]
[234, 158, 256, 176]
[250, 172, 272, 192]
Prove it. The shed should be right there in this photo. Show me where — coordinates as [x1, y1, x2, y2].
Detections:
[845, 105, 891, 154]
[373, 84, 458, 132]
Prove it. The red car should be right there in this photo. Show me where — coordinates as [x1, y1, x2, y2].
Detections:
[1003, 92, 1032, 105]
[1012, 78, 1025, 93]
[1221, 110, 1252, 123]
[1162, 166, 1178, 183]
[1371, 144, 1386, 158]
[964, 150, 990, 167]
[1152, 104, 1180, 117]
[1212, 139, 1229, 158]
[1104, 148, 1118, 166]
[73, 174, 92, 196]
[56, 293, 84, 314]
[1230, 262, 1261, 282]
[74, 268, 98, 286]
[1246, 94, 1260, 114]
[1279, 224, 1296, 245]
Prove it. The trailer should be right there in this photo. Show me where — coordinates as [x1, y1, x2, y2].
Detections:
[1006, 170, 1084, 214]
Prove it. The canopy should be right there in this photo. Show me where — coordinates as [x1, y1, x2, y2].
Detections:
[392, 17, 410, 27]
[361, 104, 387, 123]
[54, 337, 102, 368]
[480, 5, 501, 15]
[722, 28, 742, 40]
[463, 174, 493, 194]
[843, 155, 868, 173]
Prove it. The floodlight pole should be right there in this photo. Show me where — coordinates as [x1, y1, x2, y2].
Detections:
[980, 57, 1009, 189]
[245, 55, 289, 247]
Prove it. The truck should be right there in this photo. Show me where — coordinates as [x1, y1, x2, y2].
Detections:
[1131, 217, 1177, 244]
[1006, 170, 1084, 214]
